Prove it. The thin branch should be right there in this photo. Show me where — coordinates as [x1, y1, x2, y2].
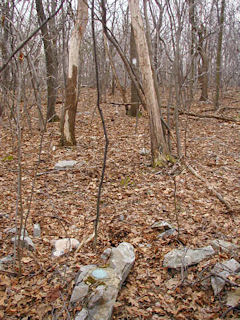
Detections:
[0, 0, 66, 74]
[92, 0, 109, 247]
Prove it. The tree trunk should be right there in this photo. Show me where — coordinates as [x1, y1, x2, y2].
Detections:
[197, 25, 209, 101]
[35, 0, 58, 122]
[128, 25, 140, 117]
[215, 0, 226, 110]
[188, 0, 196, 100]
[129, 0, 170, 166]
[60, 0, 88, 146]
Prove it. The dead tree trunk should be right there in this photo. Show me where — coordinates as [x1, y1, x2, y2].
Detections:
[129, 0, 170, 166]
[60, 0, 88, 146]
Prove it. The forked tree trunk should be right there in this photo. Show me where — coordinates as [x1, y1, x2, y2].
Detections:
[129, 0, 170, 166]
[60, 0, 88, 146]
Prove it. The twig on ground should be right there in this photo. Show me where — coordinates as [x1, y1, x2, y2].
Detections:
[184, 160, 232, 211]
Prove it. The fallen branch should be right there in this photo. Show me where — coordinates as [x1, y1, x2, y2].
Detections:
[184, 161, 232, 211]
[74, 232, 95, 258]
[179, 111, 239, 123]
[109, 102, 140, 107]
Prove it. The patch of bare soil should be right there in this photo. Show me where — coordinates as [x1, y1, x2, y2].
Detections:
[0, 88, 239, 319]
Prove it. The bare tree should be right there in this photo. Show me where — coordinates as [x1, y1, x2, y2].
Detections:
[60, 0, 88, 146]
[129, 0, 170, 166]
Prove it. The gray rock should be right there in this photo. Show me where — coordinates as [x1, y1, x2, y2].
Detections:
[0, 255, 13, 270]
[71, 243, 135, 320]
[101, 248, 112, 261]
[211, 259, 240, 296]
[54, 160, 77, 170]
[211, 239, 239, 253]
[33, 224, 41, 238]
[163, 246, 215, 269]
[119, 214, 125, 221]
[109, 242, 135, 287]
[152, 221, 173, 231]
[5, 227, 28, 237]
[226, 288, 240, 307]
[75, 308, 88, 320]
[11, 235, 35, 251]
[157, 228, 177, 239]
[88, 285, 105, 308]
[70, 283, 89, 304]
[76, 265, 97, 285]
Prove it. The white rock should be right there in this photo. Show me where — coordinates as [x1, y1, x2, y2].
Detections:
[54, 160, 77, 170]
[163, 246, 215, 269]
[140, 148, 150, 155]
[52, 238, 80, 257]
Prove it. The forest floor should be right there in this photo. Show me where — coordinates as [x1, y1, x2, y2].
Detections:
[0, 88, 239, 320]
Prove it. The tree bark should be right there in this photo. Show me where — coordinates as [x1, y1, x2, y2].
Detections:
[215, 0, 226, 110]
[35, 0, 58, 122]
[129, 0, 170, 166]
[198, 25, 209, 101]
[128, 25, 140, 117]
[60, 0, 88, 146]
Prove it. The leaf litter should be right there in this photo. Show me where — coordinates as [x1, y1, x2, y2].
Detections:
[0, 88, 239, 319]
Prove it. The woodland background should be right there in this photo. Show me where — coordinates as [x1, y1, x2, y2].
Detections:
[0, 0, 239, 319]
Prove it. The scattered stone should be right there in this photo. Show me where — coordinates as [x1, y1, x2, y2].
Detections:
[101, 248, 112, 261]
[75, 308, 88, 320]
[70, 283, 89, 304]
[33, 224, 41, 238]
[140, 148, 150, 155]
[152, 221, 173, 231]
[76, 265, 97, 284]
[163, 246, 215, 269]
[11, 235, 35, 251]
[226, 288, 240, 307]
[52, 238, 80, 257]
[109, 242, 135, 287]
[211, 259, 240, 296]
[157, 228, 177, 239]
[211, 239, 239, 253]
[54, 160, 77, 170]
[88, 285, 105, 308]
[5, 227, 28, 237]
[71, 242, 135, 320]
[0, 255, 13, 270]
[119, 214, 125, 221]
